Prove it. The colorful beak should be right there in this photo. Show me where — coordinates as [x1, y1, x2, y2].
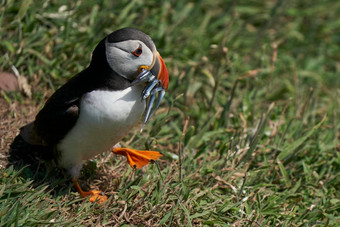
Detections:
[150, 52, 169, 91]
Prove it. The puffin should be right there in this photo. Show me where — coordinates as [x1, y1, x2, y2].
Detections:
[20, 28, 169, 203]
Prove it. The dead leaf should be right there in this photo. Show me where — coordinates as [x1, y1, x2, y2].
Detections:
[18, 75, 32, 98]
[0, 72, 19, 91]
[11, 65, 32, 98]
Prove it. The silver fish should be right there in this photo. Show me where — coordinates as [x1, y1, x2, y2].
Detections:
[131, 69, 166, 131]
[130, 70, 155, 87]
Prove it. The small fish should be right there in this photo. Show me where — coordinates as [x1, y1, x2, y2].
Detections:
[130, 70, 155, 87]
[131, 69, 166, 131]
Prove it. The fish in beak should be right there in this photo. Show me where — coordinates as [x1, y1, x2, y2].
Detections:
[130, 51, 169, 130]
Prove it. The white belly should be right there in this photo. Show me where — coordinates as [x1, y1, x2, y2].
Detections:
[58, 86, 145, 170]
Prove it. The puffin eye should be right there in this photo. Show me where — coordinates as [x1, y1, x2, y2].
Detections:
[132, 45, 143, 57]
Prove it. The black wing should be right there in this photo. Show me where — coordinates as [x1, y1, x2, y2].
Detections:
[33, 95, 80, 146]
[21, 64, 132, 146]
[22, 70, 87, 146]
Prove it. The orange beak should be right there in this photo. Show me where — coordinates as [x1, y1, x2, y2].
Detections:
[150, 52, 169, 91]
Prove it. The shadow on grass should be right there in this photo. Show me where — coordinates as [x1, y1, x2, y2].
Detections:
[7, 135, 114, 201]
[7, 135, 72, 199]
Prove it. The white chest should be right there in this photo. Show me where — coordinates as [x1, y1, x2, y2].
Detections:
[58, 86, 145, 169]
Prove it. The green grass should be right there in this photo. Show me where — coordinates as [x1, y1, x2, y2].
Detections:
[1, 0, 340, 226]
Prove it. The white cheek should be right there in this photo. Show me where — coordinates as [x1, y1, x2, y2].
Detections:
[105, 43, 133, 78]
[105, 40, 153, 80]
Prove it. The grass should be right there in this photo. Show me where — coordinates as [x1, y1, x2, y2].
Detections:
[1, 0, 339, 226]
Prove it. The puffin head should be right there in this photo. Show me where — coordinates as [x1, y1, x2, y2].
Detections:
[89, 28, 169, 128]
[97, 28, 169, 91]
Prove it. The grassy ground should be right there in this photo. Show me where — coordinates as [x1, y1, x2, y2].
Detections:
[1, 0, 339, 226]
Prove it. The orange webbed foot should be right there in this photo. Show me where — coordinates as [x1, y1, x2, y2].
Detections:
[112, 147, 162, 169]
[81, 190, 108, 203]
[73, 180, 107, 203]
